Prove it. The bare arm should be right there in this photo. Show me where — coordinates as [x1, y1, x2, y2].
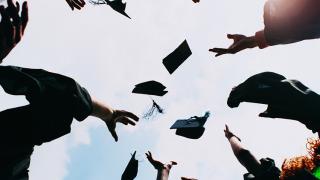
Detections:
[225, 125, 262, 175]
[91, 98, 139, 142]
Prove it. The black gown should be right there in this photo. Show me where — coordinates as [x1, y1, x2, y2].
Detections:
[0, 66, 93, 180]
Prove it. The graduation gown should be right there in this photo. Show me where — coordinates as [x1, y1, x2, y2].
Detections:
[0, 66, 93, 179]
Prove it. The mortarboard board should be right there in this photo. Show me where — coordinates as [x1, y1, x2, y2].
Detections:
[106, 0, 131, 19]
[121, 151, 138, 180]
[162, 40, 192, 74]
[170, 112, 210, 139]
[132, 81, 168, 96]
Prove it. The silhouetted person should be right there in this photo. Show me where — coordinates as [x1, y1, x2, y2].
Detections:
[0, 0, 28, 63]
[225, 125, 320, 180]
[146, 151, 177, 180]
[0, 65, 139, 180]
[228, 72, 320, 135]
[121, 151, 139, 180]
[210, 0, 320, 57]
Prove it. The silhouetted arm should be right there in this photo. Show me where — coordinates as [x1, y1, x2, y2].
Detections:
[224, 125, 262, 175]
[0, 0, 28, 63]
[146, 151, 177, 180]
[91, 99, 139, 142]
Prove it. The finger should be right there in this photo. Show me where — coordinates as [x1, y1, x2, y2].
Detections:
[21, 2, 28, 34]
[71, 1, 82, 10]
[16, 1, 20, 13]
[227, 34, 242, 40]
[171, 161, 177, 165]
[80, 0, 86, 6]
[73, 0, 85, 7]
[225, 124, 229, 131]
[215, 52, 226, 57]
[209, 48, 229, 54]
[118, 110, 139, 121]
[66, 0, 75, 10]
[109, 127, 118, 142]
[117, 116, 136, 126]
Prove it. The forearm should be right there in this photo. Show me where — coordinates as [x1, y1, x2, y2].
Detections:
[228, 137, 261, 175]
[156, 169, 170, 180]
[90, 98, 114, 120]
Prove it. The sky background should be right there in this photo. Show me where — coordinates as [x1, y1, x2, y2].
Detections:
[1, 0, 320, 179]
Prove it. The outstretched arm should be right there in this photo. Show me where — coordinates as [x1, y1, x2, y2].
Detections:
[146, 151, 177, 180]
[91, 99, 139, 142]
[209, 34, 258, 57]
[0, 0, 28, 63]
[224, 125, 262, 175]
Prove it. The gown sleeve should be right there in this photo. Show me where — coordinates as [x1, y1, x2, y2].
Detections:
[0, 66, 93, 145]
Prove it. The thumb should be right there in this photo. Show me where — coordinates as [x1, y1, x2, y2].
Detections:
[108, 125, 118, 142]
[259, 110, 274, 118]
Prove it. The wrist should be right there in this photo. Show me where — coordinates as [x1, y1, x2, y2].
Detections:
[255, 30, 269, 49]
[91, 99, 114, 121]
[248, 36, 258, 48]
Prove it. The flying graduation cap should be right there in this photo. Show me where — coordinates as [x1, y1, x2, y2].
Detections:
[132, 80, 168, 96]
[121, 151, 139, 180]
[89, 0, 131, 19]
[170, 111, 210, 139]
[163, 40, 192, 74]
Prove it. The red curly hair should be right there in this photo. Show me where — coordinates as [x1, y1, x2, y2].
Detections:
[280, 138, 320, 180]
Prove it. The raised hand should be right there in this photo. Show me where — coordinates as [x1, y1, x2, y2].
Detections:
[209, 34, 257, 57]
[104, 109, 139, 142]
[146, 151, 164, 170]
[224, 124, 241, 142]
[0, 0, 28, 62]
[65, 0, 86, 10]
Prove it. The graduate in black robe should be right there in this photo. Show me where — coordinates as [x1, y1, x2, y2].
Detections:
[0, 2, 139, 179]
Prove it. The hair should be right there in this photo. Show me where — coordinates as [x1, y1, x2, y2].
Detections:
[280, 138, 320, 180]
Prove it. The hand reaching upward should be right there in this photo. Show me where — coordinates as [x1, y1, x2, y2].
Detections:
[209, 34, 257, 57]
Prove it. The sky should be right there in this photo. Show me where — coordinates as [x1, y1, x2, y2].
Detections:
[1, 0, 320, 179]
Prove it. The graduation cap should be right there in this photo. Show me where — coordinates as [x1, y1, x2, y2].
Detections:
[132, 81, 168, 96]
[121, 151, 138, 180]
[170, 111, 210, 139]
[162, 40, 192, 74]
[89, 0, 131, 19]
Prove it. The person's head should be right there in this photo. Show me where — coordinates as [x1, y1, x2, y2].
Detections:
[280, 138, 320, 180]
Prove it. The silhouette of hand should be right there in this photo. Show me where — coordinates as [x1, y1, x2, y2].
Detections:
[103, 109, 139, 142]
[209, 34, 257, 57]
[146, 151, 164, 170]
[224, 125, 241, 141]
[0, 0, 28, 62]
[65, 0, 86, 10]
[192, 0, 200, 3]
[146, 151, 177, 170]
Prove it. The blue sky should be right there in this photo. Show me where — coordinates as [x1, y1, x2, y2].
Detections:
[1, 0, 320, 179]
